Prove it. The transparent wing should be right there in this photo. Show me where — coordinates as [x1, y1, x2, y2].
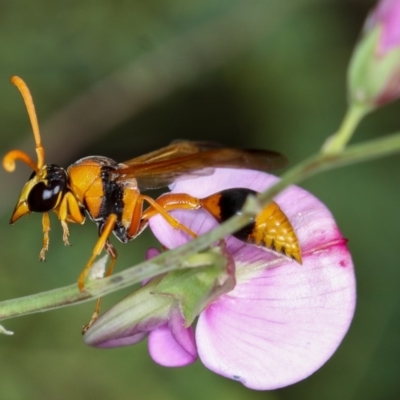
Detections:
[117, 141, 286, 190]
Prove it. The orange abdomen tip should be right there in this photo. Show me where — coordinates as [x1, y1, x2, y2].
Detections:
[251, 202, 302, 263]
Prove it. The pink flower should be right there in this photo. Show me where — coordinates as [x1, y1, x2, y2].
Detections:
[85, 169, 356, 390]
[349, 0, 400, 107]
[368, 0, 400, 55]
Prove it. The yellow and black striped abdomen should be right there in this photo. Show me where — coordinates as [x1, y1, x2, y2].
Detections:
[201, 188, 301, 263]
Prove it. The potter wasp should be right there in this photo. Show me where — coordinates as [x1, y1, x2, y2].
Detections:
[3, 76, 302, 295]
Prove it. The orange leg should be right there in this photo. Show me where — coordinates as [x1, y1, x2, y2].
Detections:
[127, 195, 145, 238]
[79, 215, 118, 332]
[39, 213, 51, 261]
[81, 242, 117, 333]
[139, 193, 201, 238]
[57, 192, 86, 246]
[82, 298, 103, 334]
[77, 213, 118, 291]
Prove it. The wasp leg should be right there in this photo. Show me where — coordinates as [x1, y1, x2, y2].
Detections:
[104, 240, 118, 278]
[39, 213, 51, 261]
[77, 213, 118, 291]
[140, 193, 201, 238]
[60, 221, 70, 246]
[81, 239, 118, 333]
[57, 192, 86, 246]
[82, 298, 102, 334]
[126, 195, 145, 238]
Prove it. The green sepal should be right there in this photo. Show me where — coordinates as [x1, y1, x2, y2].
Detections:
[84, 275, 173, 346]
[152, 244, 236, 327]
[348, 26, 400, 108]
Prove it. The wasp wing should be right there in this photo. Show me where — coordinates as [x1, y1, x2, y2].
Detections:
[117, 141, 286, 190]
[122, 141, 224, 166]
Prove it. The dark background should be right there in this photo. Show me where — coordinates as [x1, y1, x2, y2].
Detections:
[1, 1, 399, 399]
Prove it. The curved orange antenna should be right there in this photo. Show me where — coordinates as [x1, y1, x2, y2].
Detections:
[3, 149, 38, 173]
[9, 76, 45, 170]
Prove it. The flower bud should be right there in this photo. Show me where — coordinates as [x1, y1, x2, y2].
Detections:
[348, 0, 400, 108]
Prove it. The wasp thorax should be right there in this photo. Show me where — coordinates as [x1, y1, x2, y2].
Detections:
[26, 164, 68, 212]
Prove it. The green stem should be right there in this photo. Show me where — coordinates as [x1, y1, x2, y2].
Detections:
[261, 130, 400, 201]
[322, 103, 368, 154]
[1, 131, 400, 322]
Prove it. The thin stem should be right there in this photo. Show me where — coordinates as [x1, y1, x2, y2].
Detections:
[322, 103, 368, 154]
[0, 130, 400, 322]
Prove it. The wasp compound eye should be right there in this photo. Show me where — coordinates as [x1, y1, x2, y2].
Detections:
[27, 180, 64, 212]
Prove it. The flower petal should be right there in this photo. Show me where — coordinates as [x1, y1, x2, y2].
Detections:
[149, 169, 356, 388]
[149, 326, 196, 367]
[196, 243, 355, 389]
[372, 0, 400, 54]
[148, 307, 197, 367]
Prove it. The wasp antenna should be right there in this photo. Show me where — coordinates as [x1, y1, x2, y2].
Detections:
[10, 76, 45, 170]
[2, 149, 38, 173]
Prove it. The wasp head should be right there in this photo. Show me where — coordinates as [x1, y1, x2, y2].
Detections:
[10, 164, 68, 224]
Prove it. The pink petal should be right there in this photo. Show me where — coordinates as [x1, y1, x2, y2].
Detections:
[148, 326, 197, 367]
[373, 0, 400, 54]
[146, 247, 161, 260]
[149, 307, 197, 367]
[196, 243, 355, 389]
[168, 307, 197, 358]
[148, 169, 356, 388]
[95, 332, 148, 349]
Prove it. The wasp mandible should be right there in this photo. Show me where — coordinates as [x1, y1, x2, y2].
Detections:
[3, 76, 302, 293]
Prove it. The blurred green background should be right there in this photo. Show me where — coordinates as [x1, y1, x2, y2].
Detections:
[1, 0, 399, 399]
